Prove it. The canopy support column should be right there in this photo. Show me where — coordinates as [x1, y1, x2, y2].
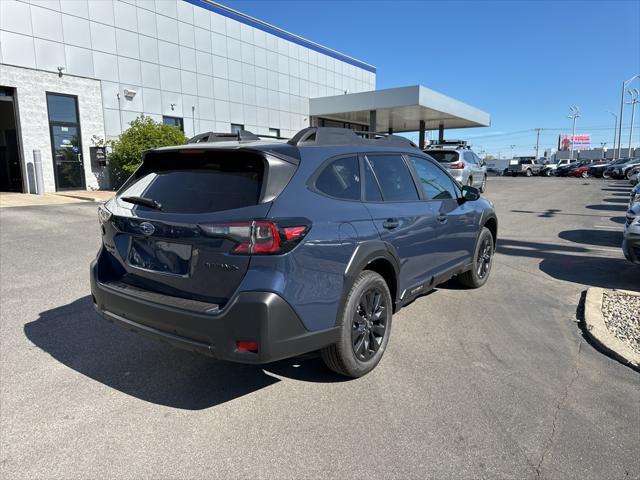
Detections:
[419, 120, 425, 149]
[438, 123, 444, 143]
[369, 110, 376, 138]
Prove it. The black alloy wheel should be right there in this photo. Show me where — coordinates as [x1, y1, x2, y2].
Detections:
[476, 234, 493, 279]
[351, 287, 388, 361]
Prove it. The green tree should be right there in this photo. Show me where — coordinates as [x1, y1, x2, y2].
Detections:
[108, 115, 187, 188]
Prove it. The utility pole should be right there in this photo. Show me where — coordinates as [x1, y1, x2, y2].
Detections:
[568, 106, 580, 160]
[510, 145, 515, 159]
[626, 88, 639, 156]
[608, 111, 618, 159]
[534, 128, 542, 159]
[617, 74, 640, 159]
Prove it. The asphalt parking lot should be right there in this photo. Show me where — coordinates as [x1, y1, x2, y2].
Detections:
[1, 177, 638, 479]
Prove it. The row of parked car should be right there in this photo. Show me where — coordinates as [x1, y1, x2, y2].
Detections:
[506, 156, 640, 180]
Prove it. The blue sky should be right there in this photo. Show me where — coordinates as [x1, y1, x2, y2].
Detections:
[222, 0, 640, 158]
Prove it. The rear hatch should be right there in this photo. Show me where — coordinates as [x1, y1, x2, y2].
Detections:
[99, 147, 298, 308]
[425, 150, 461, 170]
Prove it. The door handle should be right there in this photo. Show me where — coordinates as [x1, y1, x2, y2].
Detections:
[382, 219, 399, 230]
[437, 214, 448, 224]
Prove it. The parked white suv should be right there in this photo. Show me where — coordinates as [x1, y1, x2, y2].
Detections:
[424, 141, 488, 192]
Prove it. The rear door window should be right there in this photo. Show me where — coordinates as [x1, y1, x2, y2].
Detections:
[365, 154, 419, 201]
[119, 151, 265, 214]
[409, 156, 459, 200]
[314, 156, 361, 200]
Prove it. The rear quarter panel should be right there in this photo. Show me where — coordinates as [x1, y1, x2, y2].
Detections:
[239, 148, 379, 331]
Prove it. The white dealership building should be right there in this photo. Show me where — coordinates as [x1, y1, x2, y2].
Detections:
[0, 0, 490, 193]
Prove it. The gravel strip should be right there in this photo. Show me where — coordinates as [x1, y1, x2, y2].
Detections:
[602, 290, 640, 354]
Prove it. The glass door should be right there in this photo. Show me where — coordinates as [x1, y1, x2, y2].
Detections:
[46, 93, 85, 191]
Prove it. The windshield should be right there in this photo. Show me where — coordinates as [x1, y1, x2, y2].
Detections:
[426, 151, 459, 163]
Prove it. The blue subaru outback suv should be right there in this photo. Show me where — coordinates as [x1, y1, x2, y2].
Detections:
[91, 127, 497, 377]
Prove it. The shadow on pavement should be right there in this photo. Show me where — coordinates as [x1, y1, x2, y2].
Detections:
[511, 209, 623, 220]
[603, 197, 631, 204]
[24, 296, 347, 410]
[558, 229, 623, 248]
[497, 239, 639, 290]
[586, 204, 628, 212]
[610, 216, 627, 224]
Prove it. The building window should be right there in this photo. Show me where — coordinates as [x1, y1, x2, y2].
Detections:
[231, 123, 244, 134]
[163, 116, 184, 132]
[269, 128, 280, 138]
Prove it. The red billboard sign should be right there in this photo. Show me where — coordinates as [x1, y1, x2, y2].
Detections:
[559, 134, 591, 151]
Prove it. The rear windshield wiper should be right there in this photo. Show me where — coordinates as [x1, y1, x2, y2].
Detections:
[120, 196, 163, 210]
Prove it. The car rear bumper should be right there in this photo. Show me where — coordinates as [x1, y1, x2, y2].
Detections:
[90, 259, 339, 364]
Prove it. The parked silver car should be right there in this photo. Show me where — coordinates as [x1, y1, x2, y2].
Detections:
[424, 141, 487, 192]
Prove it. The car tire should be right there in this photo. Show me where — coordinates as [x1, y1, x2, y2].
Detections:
[457, 227, 494, 289]
[479, 175, 487, 193]
[603, 171, 612, 179]
[321, 270, 393, 378]
[525, 168, 532, 177]
[511, 172, 517, 177]
[544, 169, 551, 177]
[627, 169, 634, 180]
[581, 171, 589, 178]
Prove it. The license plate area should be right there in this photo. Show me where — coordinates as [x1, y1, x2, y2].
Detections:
[127, 237, 192, 276]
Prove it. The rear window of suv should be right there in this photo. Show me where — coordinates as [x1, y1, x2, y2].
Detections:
[425, 150, 459, 163]
[118, 150, 265, 214]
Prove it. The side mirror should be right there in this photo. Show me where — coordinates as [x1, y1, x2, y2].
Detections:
[461, 185, 480, 201]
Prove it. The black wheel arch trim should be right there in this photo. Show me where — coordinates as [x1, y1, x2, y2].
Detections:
[335, 241, 401, 326]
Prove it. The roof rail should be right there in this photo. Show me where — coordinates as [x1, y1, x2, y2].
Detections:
[187, 130, 261, 144]
[288, 127, 418, 149]
[425, 139, 470, 149]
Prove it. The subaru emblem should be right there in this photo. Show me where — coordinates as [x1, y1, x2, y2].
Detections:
[139, 222, 155, 236]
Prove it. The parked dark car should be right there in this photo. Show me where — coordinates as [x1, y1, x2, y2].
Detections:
[607, 157, 640, 179]
[90, 128, 498, 378]
[554, 161, 580, 176]
[588, 158, 628, 178]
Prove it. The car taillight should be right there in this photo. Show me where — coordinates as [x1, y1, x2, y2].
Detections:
[449, 161, 465, 169]
[198, 220, 309, 255]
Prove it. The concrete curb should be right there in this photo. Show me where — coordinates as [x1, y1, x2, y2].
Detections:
[54, 192, 114, 203]
[583, 288, 640, 371]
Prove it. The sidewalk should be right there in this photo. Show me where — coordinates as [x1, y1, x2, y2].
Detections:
[0, 190, 114, 208]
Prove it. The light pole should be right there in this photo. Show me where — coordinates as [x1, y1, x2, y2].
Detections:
[617, 74, 640, 159]
[608, 110, 618, 159]
[600, 142, 607, 159]
[568, 105, 580, 160]
[627, 88, 639, 156]
[510, 144, 515, 159]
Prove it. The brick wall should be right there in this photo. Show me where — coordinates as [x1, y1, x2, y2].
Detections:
[0, 64, 105, 192]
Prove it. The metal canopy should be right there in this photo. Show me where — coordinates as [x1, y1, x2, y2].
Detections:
[309, 85, 491, 132]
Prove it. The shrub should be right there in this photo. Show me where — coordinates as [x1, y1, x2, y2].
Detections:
[108, 115, 187, 188]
